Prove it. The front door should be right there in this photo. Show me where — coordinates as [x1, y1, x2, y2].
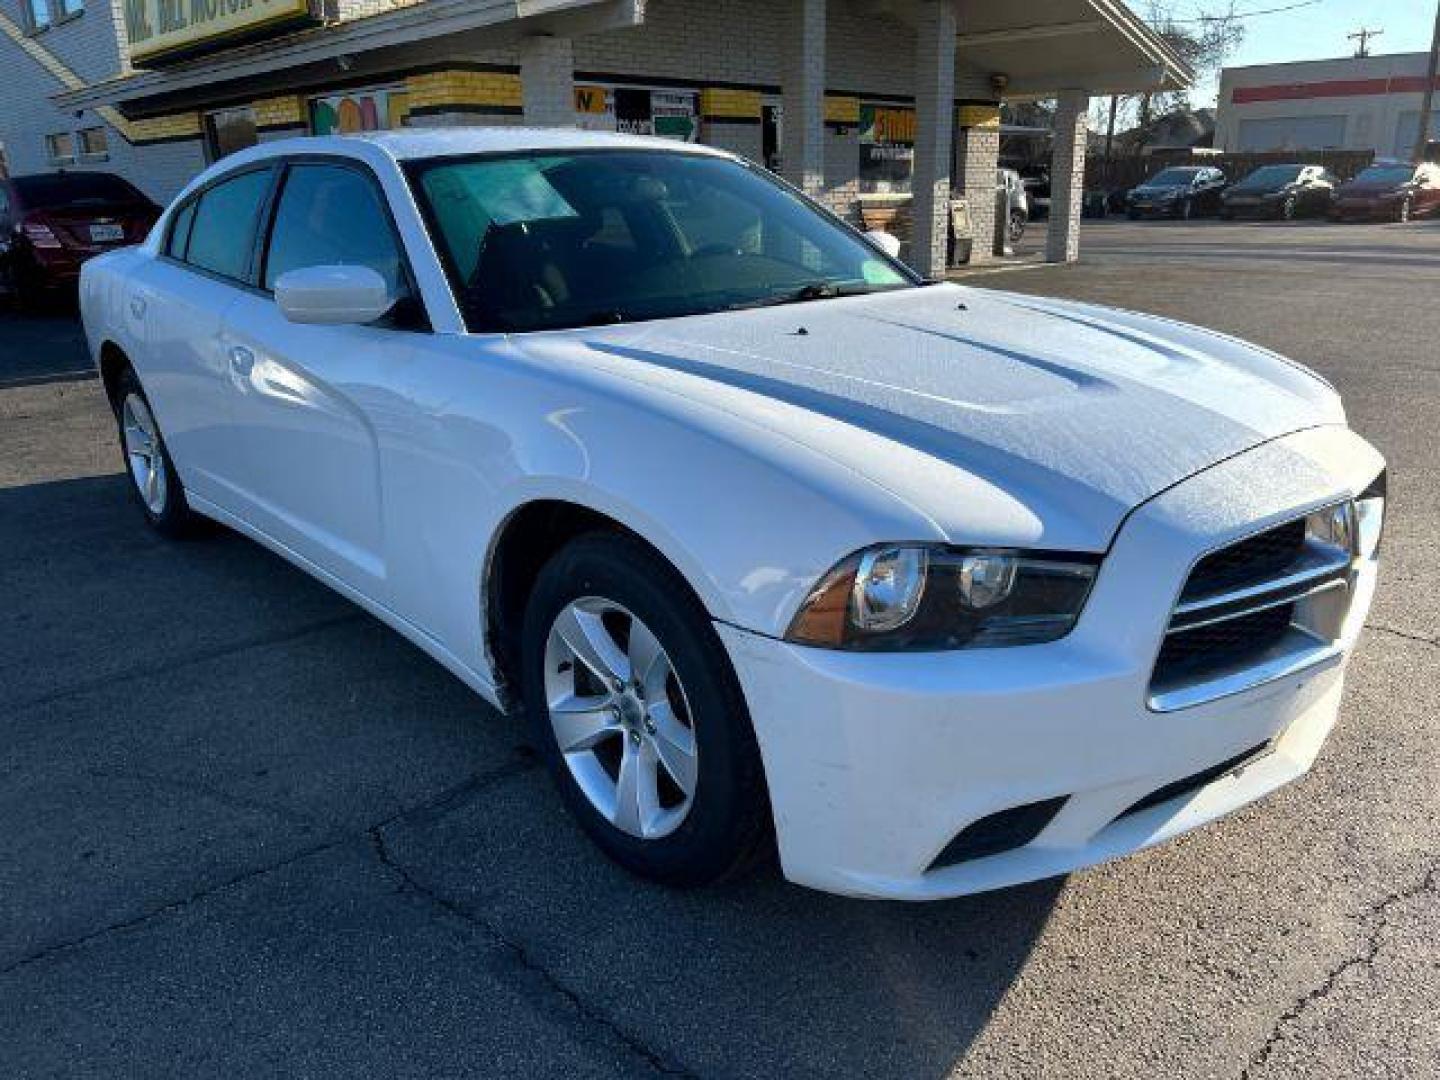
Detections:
[218, 160, 418, 597]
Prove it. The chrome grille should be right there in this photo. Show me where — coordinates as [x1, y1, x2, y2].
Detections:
[1150, 508, 1357, 711]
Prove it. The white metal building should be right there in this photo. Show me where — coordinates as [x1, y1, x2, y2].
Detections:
[1216, 52, 1440, 160]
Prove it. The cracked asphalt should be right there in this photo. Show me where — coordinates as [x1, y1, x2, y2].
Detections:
[2, 217, 1437, 1079]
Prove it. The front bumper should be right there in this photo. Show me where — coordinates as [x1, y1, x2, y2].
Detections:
[722, 426, 1383, 900]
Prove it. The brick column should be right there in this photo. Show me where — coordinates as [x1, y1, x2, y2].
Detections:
[519, 35, 575, 128]
[910, 0, 957, 277]
[781, 0, 826, 197]
[954, 111, 999, 267]
[1046, 88, 1090, 263]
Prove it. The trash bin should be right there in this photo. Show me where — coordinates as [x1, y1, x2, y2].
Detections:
[947, 198, 974, 267]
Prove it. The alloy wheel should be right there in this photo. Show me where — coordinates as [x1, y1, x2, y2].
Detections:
[121, 393, 168, 515]
[543, 597, 699, 839]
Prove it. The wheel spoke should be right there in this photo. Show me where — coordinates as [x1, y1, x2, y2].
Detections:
[554, 604, 630, 686]
[550, 695, 621, 752]
[628, 619, 670, 699]
[613, 738, 658, 836]
[649, 701, 697, 796]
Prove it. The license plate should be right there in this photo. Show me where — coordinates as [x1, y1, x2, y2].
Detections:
[89, 223, 124, 243]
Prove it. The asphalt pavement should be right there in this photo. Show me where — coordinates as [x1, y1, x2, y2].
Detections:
[1, 217, 1437, 1079]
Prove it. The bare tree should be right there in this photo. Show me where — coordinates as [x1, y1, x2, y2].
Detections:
[1098, 1, 1245, 160]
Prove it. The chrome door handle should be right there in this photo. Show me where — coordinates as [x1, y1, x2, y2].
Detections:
[129, 295, 146, 320]
[229, 345, 255, 376]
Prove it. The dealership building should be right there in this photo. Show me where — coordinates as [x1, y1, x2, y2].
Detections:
[1216, 51, 1440, 160]
[3, 0, 1188, 274]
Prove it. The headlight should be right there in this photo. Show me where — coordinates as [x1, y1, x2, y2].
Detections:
[786, 544, 1100, 651]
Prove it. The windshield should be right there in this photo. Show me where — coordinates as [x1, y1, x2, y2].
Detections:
[407, 150, 917, 333]
[1236, 165, 1303, 187]
[1353, 165, 1414, 184]
[1145, 168, 1201, 186]
[13, 172, 149, 209]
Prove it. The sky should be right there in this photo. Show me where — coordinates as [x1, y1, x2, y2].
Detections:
[1182, 0, 1438, 105]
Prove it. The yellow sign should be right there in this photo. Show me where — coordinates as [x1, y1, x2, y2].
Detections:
[957, 104, 1001, 129]
[574, 85, 609, 114]
[123, 0, 312, 64]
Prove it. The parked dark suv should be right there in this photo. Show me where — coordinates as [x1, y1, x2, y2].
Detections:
[1, 171, 160, 310]
[1126, 166, 1228, 220]
[1328, 162, 1440, 222]
[1219, 164, 1339, 220]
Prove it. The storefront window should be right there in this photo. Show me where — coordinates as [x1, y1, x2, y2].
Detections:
[858, 103, 915, 194]
[310, 87, 410, 135]
[205, 107, 258, 162]
[574, 84, 698, 142]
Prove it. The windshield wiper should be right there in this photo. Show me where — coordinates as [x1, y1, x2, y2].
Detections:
[728, 281, 889, 311]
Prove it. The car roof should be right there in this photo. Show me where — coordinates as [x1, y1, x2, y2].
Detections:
[234, 127, 735, 165]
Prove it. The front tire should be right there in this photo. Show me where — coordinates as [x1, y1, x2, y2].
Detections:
[113, 367, 199, 538]
[1007, 210, 1027, 243]
[521, 533, 771, 886]
[1397, 196, 1413, 223]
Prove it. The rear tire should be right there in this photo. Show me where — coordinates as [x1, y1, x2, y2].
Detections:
[1007, 210, 1027, 243]
[520, 532, 771, 887]
[1397, 196, 1413, 223]
[113, 367, 201, 539]
[1280, 196, 1297, 221]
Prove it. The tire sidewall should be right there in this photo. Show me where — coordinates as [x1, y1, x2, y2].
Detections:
[520, 533, 769, 885]
[114, 369, 193, 537]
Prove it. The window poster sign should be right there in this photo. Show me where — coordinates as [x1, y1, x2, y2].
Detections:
[311, 88, 411, 135]
[858, 103, 915, 193]
[574, 85, 697, 142]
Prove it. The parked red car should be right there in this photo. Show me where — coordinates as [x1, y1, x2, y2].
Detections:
[1, 171, 160, 309]
[1328, 162, 1440, 222]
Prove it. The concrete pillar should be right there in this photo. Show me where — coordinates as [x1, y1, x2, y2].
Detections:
[910, 0, 957, 277]
[954, 111, 1000, 267]
[1047, 88, 1090, 263]
[520, 35, 575, 127]
[781, 0, 826, 196]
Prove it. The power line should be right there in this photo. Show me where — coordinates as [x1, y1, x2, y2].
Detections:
[1161, 1, 1322, 25]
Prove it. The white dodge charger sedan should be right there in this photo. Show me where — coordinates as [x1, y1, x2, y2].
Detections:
[80, 129, 1385, 901]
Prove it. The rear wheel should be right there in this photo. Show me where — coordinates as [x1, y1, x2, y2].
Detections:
[1178, 198, 1194, 221]
[521, 532, 771, 886]
[1280, 196, 1297, 221]
[1397, 196, 1413, 223]
[113, 367, 200, 538]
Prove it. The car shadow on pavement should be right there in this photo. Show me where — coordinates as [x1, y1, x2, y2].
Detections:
[1, 474, 1062, 1078]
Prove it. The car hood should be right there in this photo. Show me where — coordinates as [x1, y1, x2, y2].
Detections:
[1338, 182, 1405, 198]
[513, 284, 1343, 551]
[1132, 185, 1186, 197]
[1228, 181, 1292, 196]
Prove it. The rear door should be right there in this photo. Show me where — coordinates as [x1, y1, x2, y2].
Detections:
[218, 158, 423, 596]
[137, 165, 275, 507]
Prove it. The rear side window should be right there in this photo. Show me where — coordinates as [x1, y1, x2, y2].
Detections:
[185, 168, 272, 282]
[262, 163, 406, 295]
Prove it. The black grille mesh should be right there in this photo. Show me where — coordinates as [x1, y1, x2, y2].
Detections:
[1181, 518, 1307, 602]
[1156, 602, 1294, 681]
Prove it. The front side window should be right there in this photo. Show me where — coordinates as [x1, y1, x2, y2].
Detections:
[27, 0, 51, 29]
[1354, 165, 1416, 185]
[57, 0, 82, 16]
[184, 168, 272, 282]
[409, 150, 915, 333]
[262, 163, 407, 295]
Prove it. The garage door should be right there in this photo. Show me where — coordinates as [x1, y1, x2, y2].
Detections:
[1237, 115, 1346, 152]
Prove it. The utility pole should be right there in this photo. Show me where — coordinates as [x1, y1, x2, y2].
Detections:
[1414, 2, 1440, 163]
[1348, 26, 1383, 57]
